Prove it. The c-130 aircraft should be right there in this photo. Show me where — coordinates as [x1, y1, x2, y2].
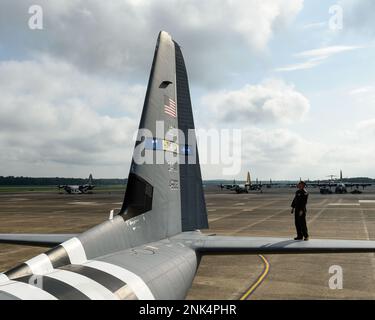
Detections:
[0, 31, 375, 300]
[58, 174, 95, 194]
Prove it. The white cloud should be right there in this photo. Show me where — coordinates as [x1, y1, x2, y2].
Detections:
[0, 1, 308, 177]
[275, 57, 325, 72]
[201, 79, 310, 125]
[0, 56, 373, 180]
[0, 57, 142, 177]
[0, 0, 304, 87]
[347, 85, 375, 104]
[349, 86, 375, 95]
[295, 45, 364, 58]
[357, 118, 375, 133]
[199, 125, 330, 180]
[242, 128, 317, 163]
[276, 45, 365, 72]
[239, 128, 324, 178]
[302, 21, 327, 30]
[200, 121, 375, 180]
[2, 1, 374, 180]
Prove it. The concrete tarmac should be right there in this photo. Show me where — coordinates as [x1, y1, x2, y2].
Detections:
[1, 186, 375, 299]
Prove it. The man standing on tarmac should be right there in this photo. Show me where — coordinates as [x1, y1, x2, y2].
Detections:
[291, 181, 309, 241]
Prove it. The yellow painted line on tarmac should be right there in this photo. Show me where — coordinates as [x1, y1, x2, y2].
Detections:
[240, 254, 270, 300]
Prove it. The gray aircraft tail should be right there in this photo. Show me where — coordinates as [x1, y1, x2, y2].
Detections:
[120, 31, 208, 238]
[88, 174, 93, 186]
[246, 171, 251, 186]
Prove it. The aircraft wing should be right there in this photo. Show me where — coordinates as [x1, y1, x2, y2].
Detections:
[305, 182, 323, 187]
[0, 234, 76, 247]
[172, 233, 375, 254]
[345, 182, 372, 187]
[220, 183, 236, 188]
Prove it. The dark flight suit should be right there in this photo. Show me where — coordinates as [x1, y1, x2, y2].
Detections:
[291, 189, 309, 239]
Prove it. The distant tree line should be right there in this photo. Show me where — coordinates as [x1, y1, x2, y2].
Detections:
[0, 176, 127, 186]
[341, 177, 374, 183]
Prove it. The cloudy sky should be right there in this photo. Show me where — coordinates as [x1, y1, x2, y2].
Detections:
[1, 0, 375, 180]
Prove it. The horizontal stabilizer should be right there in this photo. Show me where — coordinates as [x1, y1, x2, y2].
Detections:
[172, 233, 375, 254]
[0, 234, 76, 247]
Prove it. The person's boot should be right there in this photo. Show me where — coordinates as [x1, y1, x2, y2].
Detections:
[304, 237, 309, 241]
[294, 237, 303, 240]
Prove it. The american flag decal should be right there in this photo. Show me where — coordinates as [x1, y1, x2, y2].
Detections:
[164, 96, 177, 118]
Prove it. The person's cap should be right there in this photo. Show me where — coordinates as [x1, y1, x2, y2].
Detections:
[299, 180, 306, 186]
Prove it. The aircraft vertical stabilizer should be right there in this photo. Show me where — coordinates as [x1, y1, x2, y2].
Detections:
[246, 171, 251, 186]
[174, 41, 208, 231]
[120, 31, 207, 239]
[88, 174, 93, 186]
